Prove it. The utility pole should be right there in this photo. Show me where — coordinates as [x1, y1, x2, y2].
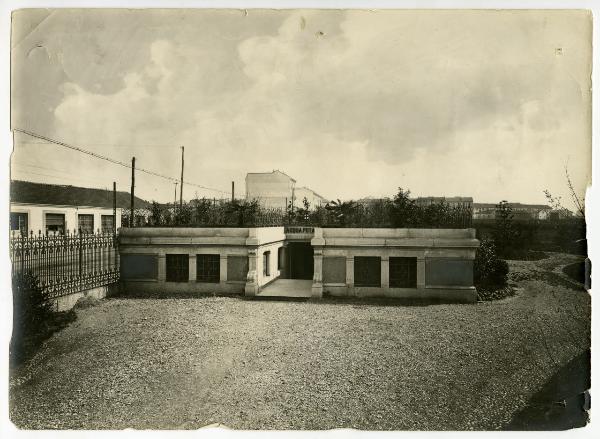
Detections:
[113, 182, 117, 236]
[130, 157, 135, 227]
[174, 182, 178, 205]
[231, 181, 235, 202]
[179, 146, 184, 209]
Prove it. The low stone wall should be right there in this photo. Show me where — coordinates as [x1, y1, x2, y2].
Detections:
[311, 228, 480, 303]
[118, 227, 286, 296]
[53, 284, 119, 312]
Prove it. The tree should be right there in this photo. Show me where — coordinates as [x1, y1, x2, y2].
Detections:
[492, 201, 517, 258]
[473, 238, 509, 289]
[390, 188, 419, 227]
[149, 201, 164, 226]
[325, 199, 359, 226]
[191, 197, 213, 225]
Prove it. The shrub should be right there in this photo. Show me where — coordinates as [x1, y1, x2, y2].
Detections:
[12, 272, 53, 335]
[492, 201, 518, 258]
[474, 239, 509, 290]
[10, 272, 75, 366]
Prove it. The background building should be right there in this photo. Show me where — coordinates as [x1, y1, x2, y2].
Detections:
[414, 196, 473, 209]
[245, 170, 326, 210]
[472, 202, 552, 220]
[293, 186, 328, 209]
[9, 180, 151, 236]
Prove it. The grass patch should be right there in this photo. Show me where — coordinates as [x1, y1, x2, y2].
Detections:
[506, 250, 549, 261]
[562, 261, 588, 286]
[10, 309, 77, 368]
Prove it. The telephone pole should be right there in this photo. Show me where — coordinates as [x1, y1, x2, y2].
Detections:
[113, 182, 117, 235]
[179, 146, 184, 209]
[130, 157, 135, 227]
[174, 182, 178, 205]
[231, 181, 235, 202]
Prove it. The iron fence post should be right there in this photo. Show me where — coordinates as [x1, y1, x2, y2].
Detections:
[78, 229, 83, 278]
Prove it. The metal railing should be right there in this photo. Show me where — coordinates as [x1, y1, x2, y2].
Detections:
[10, 230, 119, 298]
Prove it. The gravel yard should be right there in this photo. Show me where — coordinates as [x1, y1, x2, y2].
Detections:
[10, 253, 590, 430]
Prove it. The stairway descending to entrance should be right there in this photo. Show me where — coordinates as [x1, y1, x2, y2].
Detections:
[256, 279, 313, 298]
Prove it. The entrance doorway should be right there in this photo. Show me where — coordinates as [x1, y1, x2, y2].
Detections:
[287, 242, 314, 280]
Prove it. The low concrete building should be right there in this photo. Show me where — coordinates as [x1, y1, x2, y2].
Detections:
[10, 180, 151, 236]
[119, 226, 479, 303]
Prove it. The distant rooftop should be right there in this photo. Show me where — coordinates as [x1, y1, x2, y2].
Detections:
[296, 186, 327, 201]
[415, 196, 473, 202]
[245, 169, 297, 182]
[10, 180, 152, 209]
[473, 202, 550, 210]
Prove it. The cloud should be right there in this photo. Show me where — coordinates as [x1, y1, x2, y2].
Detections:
[11, 9, 591, 206]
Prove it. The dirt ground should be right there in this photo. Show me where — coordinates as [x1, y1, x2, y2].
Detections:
[9, 253, 590, 430]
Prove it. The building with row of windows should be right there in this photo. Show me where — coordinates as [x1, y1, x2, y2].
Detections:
[9, 180, 151, 236]
[472, 202, 553, 220]
[119, 226, 480, 303]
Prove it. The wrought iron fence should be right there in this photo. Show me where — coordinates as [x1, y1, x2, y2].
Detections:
[10, 230, 119, 298]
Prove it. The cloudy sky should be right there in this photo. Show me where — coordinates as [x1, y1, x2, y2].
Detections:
[11, 9, 591, 207]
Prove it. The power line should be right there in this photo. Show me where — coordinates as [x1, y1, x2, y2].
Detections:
[12, 128, 230, 195]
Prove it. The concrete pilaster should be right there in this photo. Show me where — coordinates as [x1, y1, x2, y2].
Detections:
[346, 256, 354, 287]
[417, 257, 426, 288]
[158, 254, 166, 282]
[245, 249, 259, 296]
[312, 248, 323, 298]
[219, 255, 228, 283]
[381, 256, 389, 288]
[188, 254, 197, 282]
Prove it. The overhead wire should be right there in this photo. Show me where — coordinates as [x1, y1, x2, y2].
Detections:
[12, 128, 230, 195]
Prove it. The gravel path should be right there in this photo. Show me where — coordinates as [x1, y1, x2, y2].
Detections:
[10, 253, 590, 430]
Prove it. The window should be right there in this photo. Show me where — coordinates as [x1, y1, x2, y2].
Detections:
[389, 257, 417, 288]
[263, 251, 271, 277]
[166, 254, 189, 282]
[78, 214, 94, 234]
[101, 215, 115, 233]
[45, 213, 65, 235]
[354, 256, 381, 287]
[197, 254, 220, 283]
[10, 212, 28, 235]
[277, 247, 284, 270]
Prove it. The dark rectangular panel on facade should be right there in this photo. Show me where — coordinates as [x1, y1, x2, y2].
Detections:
[425, 258, 473, 287]
[323, 257, 346, 284]
[166, 254, 189, 282]
[227, 256, 249, 282]
[120, 254, 158, 280]
[389, 257, 417, 288]
[197, 254, 220, 283]
[354, 256, 381, 287]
